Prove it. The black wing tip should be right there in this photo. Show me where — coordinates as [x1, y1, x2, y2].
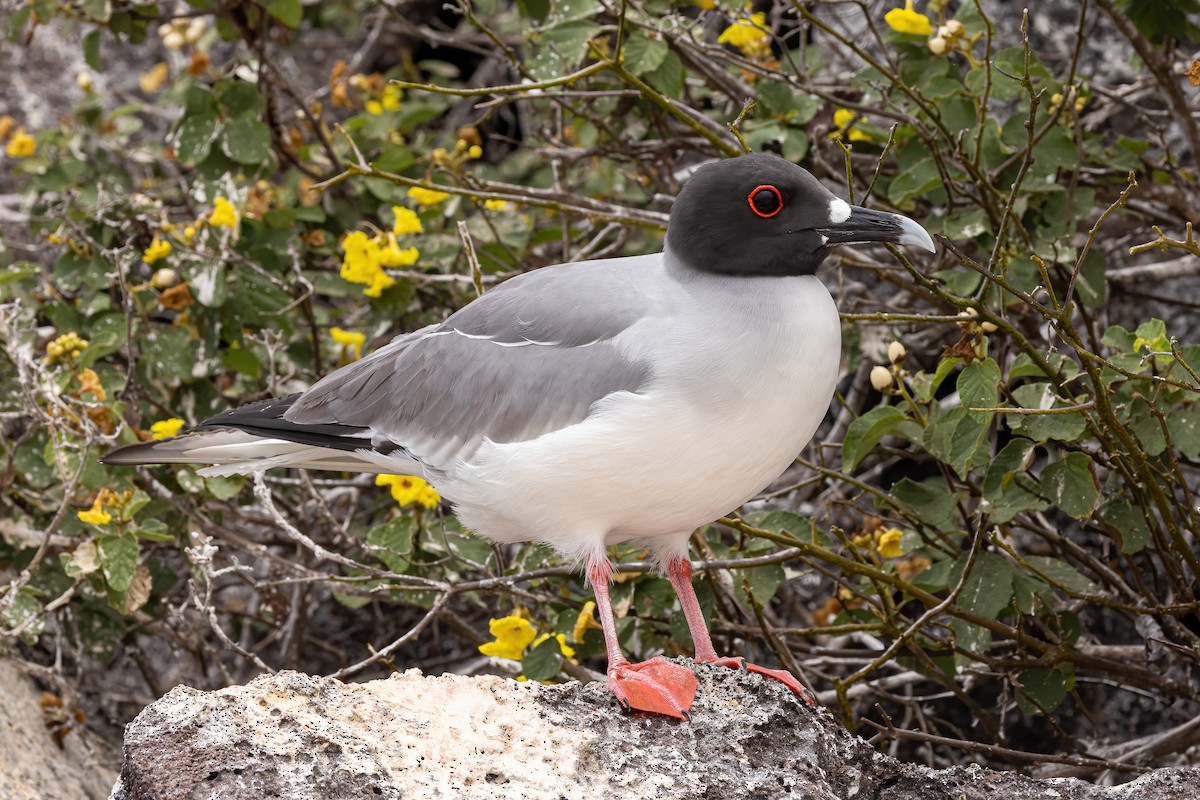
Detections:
[99, 438, 180, 466]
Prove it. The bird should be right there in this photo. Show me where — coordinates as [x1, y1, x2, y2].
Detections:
[102, 152, 934, 720]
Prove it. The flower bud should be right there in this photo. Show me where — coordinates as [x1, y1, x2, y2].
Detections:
[980, 320, 998, 333]
[151, 268, 178, 289]
[944, 19, 964, 37]
[887, 340, 907, 365]
[928, 36, 948, 55]
[162, 30, 186, 51]
[76, 72, 93, 92]
[870, 365, 894, 392]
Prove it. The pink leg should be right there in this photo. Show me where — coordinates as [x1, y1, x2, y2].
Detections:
[665, 556, 815, 707]
[587, 556, 698, 719]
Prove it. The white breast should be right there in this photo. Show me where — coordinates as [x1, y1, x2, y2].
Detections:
[446, 267, 842, 564]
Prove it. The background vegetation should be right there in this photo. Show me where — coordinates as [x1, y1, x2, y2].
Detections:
[2, 0, 1199, 783]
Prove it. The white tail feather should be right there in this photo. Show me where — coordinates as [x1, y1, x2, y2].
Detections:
[106, 429, 421, 477]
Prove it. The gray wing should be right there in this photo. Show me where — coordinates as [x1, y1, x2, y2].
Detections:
[285, 256, 658, 469]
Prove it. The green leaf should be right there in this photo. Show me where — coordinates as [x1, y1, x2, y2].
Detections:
[175, 110, 221, 166]
[1, 590, 44, 644]
[80, 311, 129, 367]
[517, 0, 552, 23]
[1100, 499, 1151, 555]
[735, 562, 786, 608]
[221, 346, 261, 378]
[1075, 249, 1107, 308]
[1040, 452, 1099, 519]
[921, 405, 989, 480]
[621, 31, 669, 76]
[956, 551, 1014, 619]
[126, 489, 152, 518]
[957, 358, 1000, 419]
[204, 475, 244, 500]
[521, 635, 564, 680]
[136, 518, 175, 542]
[1025, 555, 1096, 594]
[911, 357, 962, 403]
[366, 517, 415, 572]
[951, 617, 992, 656]
[842, 405, 907, 472]
[219, 81, 268, 117]
[1168, 408, 1200, 458]
[538, 19, 601, 64]
[1015, 667, 1067, 716]
[891, 477, 960, 532]
[887, 158, 942, 205]
[644, 50, 684, 98]
[266, 0, 303, 28]
[1012, 571, 1051, 615]
[982, 438, 1048, 524]
[1128, 397, 1166, 456]
[1007, 383, 1088, 442]
[83, 29, 103, 70]
[99, 533, 139, 593]
[222, 113, 273, 166]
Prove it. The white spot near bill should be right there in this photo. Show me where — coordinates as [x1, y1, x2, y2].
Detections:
[828, 198, 851, 224]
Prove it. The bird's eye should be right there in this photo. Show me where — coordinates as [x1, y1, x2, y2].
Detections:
[747, 185, 783, 219]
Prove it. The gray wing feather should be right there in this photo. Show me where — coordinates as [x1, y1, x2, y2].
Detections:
[286, 258, 656, 469]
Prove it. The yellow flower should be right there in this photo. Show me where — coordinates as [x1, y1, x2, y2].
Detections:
[340, 230, 378, 284]
[45, 332, 88, 364]
[717, 11, 771, 59]
[884, 0, 934, 36]
[833, 108, 873, 143]
[363, 269, 397, 298]
[483, 199, 512, 212]
[407, 186, 450, 206]
[391, 206, 423, 236]
[4, 126, 36, 158]
[381, 85, 402, 111]
[330, 327, 365, 360]
[533, 632, 576, 659]
[365, 99, 384, 115]
[208, 197, 239, 228]
[478, 615, 537, 660]
[376, 234, 419, 268]
[467, 144, 482, 160]
[417, 485, 441, 508]
[375, 474, 441, 508]
[150, 418, 186, 439]
[878, 528, 905, 558]
[573, 600, 597, 643]
[143, 236, 172, 264]
[77, 495, 112, 526]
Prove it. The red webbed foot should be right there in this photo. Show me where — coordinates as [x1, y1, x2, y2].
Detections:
[608, 657, 699, 720]
[701, 656, 816, 707]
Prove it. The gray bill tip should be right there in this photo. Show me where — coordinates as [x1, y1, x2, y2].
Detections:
[895, 214, 936, 253]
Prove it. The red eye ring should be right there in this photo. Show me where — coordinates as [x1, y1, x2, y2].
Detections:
[748, 184, 784, 218]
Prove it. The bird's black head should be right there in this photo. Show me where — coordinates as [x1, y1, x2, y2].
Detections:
[665, 152, 934, 278]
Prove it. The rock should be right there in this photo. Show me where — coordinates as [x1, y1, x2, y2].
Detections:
[0, 660, 118, 800]
[108, 661, 1200, 800]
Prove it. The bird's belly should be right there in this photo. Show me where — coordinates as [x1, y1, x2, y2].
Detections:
[447, 277, 842, 559]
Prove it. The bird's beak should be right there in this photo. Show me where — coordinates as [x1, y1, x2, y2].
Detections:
[816, 206, 935, 253]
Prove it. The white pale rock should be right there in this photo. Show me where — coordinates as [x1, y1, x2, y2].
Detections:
[108, 663, 1200, 800]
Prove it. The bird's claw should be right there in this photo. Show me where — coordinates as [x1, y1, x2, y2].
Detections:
[608, 657, 698, 720]
[699, 656, 816, 707]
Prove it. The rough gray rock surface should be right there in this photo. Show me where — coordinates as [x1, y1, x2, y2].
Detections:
[109, 662, 1199, 800]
